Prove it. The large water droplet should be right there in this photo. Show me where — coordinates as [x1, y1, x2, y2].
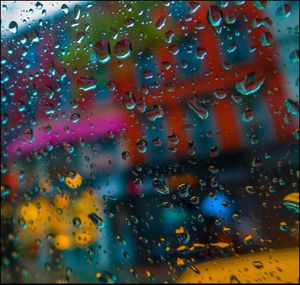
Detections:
[146, 105, 164, 121]
[207, 5, 223, 27]
[114, 39, 132, 59]
[276, 4, 292, 19]
[153, 178, 170, 195]
[94, 39, 111, 64]
[8, 21, 18, 34]
[187, 97, 209, 120]
[88, 213, 104, 229]
[241, 107, 255, 122]
[77, 76, 97, 92]
[155, 16, 166, 30]
[235, 72, 265, 95]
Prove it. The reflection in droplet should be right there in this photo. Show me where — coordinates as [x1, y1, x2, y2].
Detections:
[207, 5, 223, 27]
[96, 271, 116, 283]
[235, 72, 265, 95]
[8, 21, 18, 34]
[114, 39, 132, 59]
[153, 178, 170, 195]
[94, 39, 111, 64]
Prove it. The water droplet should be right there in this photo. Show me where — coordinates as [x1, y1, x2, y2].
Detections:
[123, 91, 136, 110]
[136, 139, 148, 153]
[289, 50, 299, 64]
[65, 171, 82, 189]
[243, 234, 254, 246]
[196, 47, 207, 60]
[276, 4, 292, 19]
[122, 151, 130, 160]
[71, 113, 80, 123]
[136, 97, 147, 113]
[279, 221, 289, 231]
[209, 146, 218, 159]
[96, 271, 116, 283]
[235, 72, 266, 95]
[124, 18, 135, 28]
[146, 105, 164, 121]
[207, 5, 223, 27]
[114, 39, 132, 59]
[285, 99, 299, 117]
[242, 107, 255, 122]
[164, 30, 174, 43]
[245, 185, 256, 194]
[74, 4, 81, 20]
[190, 195, 199, 205]
[94, 39, 111, 63]
[189, 1, 201, 14]
[107, 81, 116, 91]
[230, 275, 241, 284]
[176, 226, 190, 244]
[260, 31, 274, 46]
[213, 88, 227, 100]
[24, 128, 34, 142]
[88, 213, 104, 229]
[177, 182, 190, 198]
[76, 31, 85, 44]
[77, 76, 97, 92]
[1, 184, 12, 199]
[283, 192, 299, 213]
[8, 21, 18, 34]
[61, 4, 69, 14]
[252, 260, 264, 269]
[153, 178, 170, 195]
[155, 16, 166, 30]
[187, 97, 209, 120]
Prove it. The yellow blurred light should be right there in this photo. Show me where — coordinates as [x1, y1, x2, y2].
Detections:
[177, 247, 299, 284]
[73, 228, 96, 247]
[65, 172, 82, 189]
[54, 234, 73, 250]
[54, 193, 71, 209]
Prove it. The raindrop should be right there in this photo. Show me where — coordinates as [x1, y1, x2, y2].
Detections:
[88, 213, 104, 229]
[136, 139, 148, 153]
[8, 21, 18, 34]
[207, 5, 223, 27]
[289, 50, 299, 64]
[71, 113, 80, 123]
[96, 272, 116, 284]
[213, 88, 227, 100]
[285, 99, 299, 117]
[61, 4, 69, 14]
[252, 260, 264, 269]
[114, 39, 132, 59]
[187, 97, 209, 120]
[123, 91, 136, 110]
[155, 16, 166, 30]
[153, 178, 170, 195]
[146, 105, 164, 121]
[260, 31, 274, 46]
[242, 107, 255, 122]
[276, 4, 292, 19]
[177, 182, 190, 198]
[235, 72, 266, 95]
[77, 76, 97, 92]
[94, 39, 111, 64]
[189, 1, 201, 14]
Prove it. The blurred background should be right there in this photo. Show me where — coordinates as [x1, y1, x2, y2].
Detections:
[1, 1, 299, 283]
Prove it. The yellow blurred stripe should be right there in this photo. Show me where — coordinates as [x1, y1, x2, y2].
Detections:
[177, 247, 299, 284]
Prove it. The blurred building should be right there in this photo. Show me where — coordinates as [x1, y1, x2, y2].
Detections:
[1, 1, 299, 283]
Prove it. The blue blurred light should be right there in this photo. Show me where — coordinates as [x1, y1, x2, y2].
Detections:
[201, 193, 232, 218]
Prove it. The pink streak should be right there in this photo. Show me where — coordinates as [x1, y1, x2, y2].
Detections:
[6, 112, 124, 157]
